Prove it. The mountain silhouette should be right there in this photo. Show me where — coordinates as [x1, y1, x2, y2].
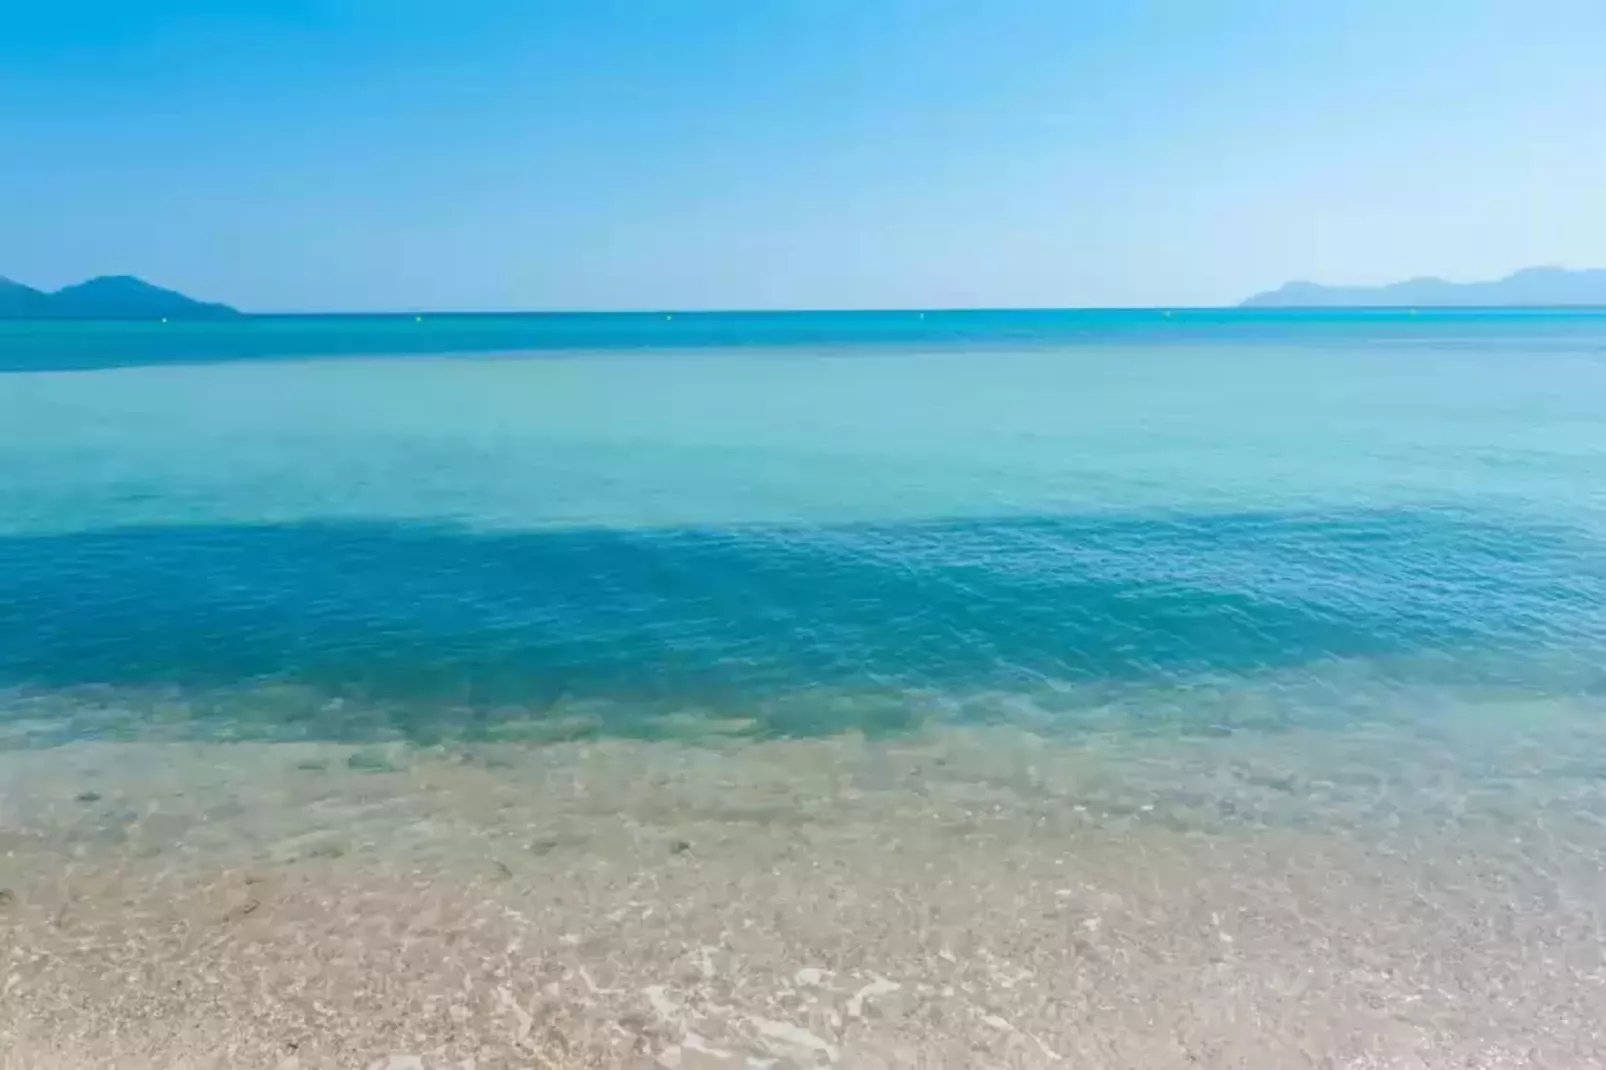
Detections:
[0, 275, 240, 319]
[0, 277, 49, 317]
[1243, 267, 1606, 308]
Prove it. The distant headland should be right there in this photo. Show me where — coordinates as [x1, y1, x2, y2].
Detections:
[1242, 266, 1606, 308]
[7, 268, 1606, 319]
[0, 275, 240, 320]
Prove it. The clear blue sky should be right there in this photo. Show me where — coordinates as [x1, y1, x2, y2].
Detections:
[3, 1, 1603, 311]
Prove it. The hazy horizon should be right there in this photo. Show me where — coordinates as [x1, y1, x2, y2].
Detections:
[4, 2, 1605, 311]
[9, 267, 1606, 316]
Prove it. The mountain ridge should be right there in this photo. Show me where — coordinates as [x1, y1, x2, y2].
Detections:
[0, 275, 240, 319]
[1243, 267, 1606, 308]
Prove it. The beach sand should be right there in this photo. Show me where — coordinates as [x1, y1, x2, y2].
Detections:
[4, 715, 1606, 1069]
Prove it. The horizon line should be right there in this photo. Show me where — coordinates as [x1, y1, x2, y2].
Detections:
[13, 303, 1606, 320]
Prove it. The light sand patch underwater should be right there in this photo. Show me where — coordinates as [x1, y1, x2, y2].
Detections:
[4, 715, 1606, 1069]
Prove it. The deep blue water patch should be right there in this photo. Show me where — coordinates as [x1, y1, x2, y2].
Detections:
[6, 307, 1606, 372]
[2, 509, 1601, 741]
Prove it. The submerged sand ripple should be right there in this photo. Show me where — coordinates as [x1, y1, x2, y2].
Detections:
[4, 721, 1606, 1068]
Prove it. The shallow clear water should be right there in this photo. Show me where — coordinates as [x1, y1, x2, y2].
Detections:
[8, 312, 1606, 1065]
[2, 309, 1604, 746]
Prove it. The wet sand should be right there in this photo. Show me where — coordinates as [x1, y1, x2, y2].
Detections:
[4, 718, 1606, 1068]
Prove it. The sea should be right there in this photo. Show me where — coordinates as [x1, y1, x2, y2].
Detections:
[3, 308, 1604, 745]
[3, 309, 1606, 1066]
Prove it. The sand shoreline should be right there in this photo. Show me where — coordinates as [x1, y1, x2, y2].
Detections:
[4, 725, 1605, 1068]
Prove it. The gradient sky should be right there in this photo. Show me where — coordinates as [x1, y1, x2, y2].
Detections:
[3, 1, 1604, 311]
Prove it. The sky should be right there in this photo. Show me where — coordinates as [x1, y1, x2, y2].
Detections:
[2, 1, 1604, 312]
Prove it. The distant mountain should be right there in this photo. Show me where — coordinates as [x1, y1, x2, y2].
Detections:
[0, 277, 50, 317]
[0, 274, 240, 319]
[1242, 267, 1606, 308]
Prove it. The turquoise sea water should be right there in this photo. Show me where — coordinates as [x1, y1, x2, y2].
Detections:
[1, 309, 1604, 745]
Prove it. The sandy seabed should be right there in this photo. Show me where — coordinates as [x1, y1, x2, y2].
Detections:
[4, 714, 1606, 1069]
